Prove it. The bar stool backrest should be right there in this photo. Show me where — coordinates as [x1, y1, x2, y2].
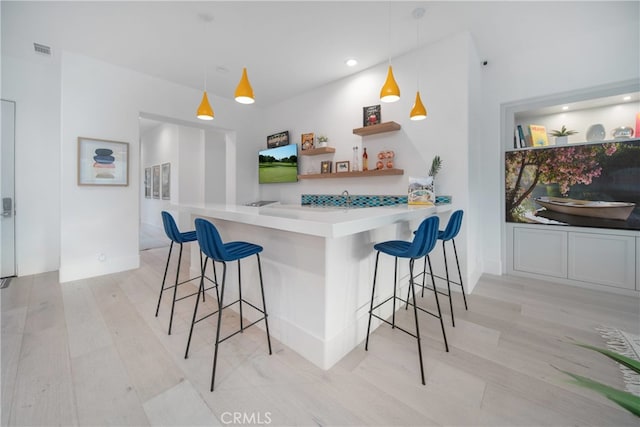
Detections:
[440, 210, 464, 241]
[409, 216, 440, 259]
[194, 218, 228, 262]
[161, 211, 186, 243]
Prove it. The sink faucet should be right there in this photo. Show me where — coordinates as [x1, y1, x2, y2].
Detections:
[341, 190, 351, 207]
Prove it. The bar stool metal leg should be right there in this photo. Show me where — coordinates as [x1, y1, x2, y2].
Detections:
[442, 240, 455, 327]
[365, 252, 381, 351]
[452, 239, 468, 310]
[211, 263, 227, 391]
[409, 259, 426, 385]
[256, 254, 273, 354]
[238, 260, 244, 332]
[155, 241, 174, 317]
[428, 255, 449, 352]
[168, 243, 185, 335]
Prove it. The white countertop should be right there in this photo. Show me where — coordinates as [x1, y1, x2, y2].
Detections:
[178, 203, 447, 238]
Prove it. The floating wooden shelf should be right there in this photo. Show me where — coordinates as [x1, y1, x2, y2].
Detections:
[352, 121, 401, 136]
[298, 168, 404, 180]
[299, 147, 336, 156]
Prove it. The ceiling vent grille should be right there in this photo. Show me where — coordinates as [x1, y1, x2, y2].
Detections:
[33, 43, 51, 55]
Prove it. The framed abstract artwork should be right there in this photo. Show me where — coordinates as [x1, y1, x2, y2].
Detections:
[77, 137, 129, 186]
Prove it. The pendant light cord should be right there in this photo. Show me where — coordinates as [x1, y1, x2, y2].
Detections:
[387, 1, 392, 66]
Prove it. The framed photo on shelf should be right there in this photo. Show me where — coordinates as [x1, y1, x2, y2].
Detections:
[77, 137, 129, 186]
[301, 133, 315, 151]
[335, 161, 350, 173]
[267, 131, 289, 148]
[363, 105, 381, 127]
[320, 160, 332, 174]
[161, 162, 171, 200]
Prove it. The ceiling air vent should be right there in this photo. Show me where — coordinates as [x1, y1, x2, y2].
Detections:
[33, 43, 51, 55]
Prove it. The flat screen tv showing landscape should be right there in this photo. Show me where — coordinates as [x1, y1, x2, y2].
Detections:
[258, 143, 298, 184]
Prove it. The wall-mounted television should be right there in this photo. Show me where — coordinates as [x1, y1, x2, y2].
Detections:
[258, 144, 298, 184]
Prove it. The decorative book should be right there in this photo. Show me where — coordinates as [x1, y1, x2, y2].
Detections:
[363, 105, 381, 127]
[529, 124, 550, 147]
[408, 176, 435, 206]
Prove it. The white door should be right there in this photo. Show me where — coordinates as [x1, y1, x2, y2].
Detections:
[1, 99, 16, 278]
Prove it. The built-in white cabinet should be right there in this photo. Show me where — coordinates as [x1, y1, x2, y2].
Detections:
[503, 80, 640, 296]
[513, 227, 567, 278]
[568, 232, 636, 290]
[508, 224, 639, 295]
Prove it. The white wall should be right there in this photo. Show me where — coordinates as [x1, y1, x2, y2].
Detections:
[262, 32, 477, 289]
[479, 18, 640, 275]
[2, 55, 61, 276]
[58, 52, 262, 282]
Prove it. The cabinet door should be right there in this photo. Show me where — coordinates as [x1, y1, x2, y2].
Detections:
[568, 233, 636, 290]
[513, 227, 567, 278]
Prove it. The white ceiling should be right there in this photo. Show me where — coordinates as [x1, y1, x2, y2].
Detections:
[2, 1, 638, 107]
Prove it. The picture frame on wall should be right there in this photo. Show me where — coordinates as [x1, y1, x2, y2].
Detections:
[152, 165, 160, 199]
[267, 131, 289, 148]
[161, 163, 170, 200]
[301, 133, 314, 151]
[335, 161, 350, 173]
[144, 167, 151, 198]
[320, 160, 332, 174]
[77, 137, 129, 186]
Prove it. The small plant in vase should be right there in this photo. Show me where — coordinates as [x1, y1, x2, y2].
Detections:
[427, 155, 442, 202]
[317, 135, 329, 148]
[550, 126, 578, 145]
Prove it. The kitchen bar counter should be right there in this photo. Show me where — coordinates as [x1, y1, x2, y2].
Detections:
[173, 203, 448, 369]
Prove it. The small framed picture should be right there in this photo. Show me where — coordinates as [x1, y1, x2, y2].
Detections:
[144, 167, 151, 198]
[267, 131, 289, 148]
[152, 165, 160, 199]
[363, 105, 381, 127]
[77, 137, 129, 186]
[161, 162, 171, 200]
[301, 132, 315, 151]
[320, 160, 332, 174]
[335, 161, 350, 173]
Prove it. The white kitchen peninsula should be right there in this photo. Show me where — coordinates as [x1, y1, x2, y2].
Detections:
[173, 203, 447, 369]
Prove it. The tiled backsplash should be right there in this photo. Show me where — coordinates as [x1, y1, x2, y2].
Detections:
[301, 194, 451, 207]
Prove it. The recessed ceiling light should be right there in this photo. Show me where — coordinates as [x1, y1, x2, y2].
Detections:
[562, 105, 569, 110]
[345, 58, 358, 67]
[623, 95, 631, 101]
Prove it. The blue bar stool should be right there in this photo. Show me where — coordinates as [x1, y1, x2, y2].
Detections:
[184, 218, 272, 391]
[410, 210, 468, 327]
[155, 211, 219, 335]
[365, 216, 449, 385]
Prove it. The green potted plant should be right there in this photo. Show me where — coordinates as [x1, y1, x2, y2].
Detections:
[317, 135, 329, 148]
[550, 125, 578, 145]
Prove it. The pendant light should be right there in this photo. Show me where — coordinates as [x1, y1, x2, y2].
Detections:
[410, 8, 427, 120]
[197, 14, 214, 120]
[380, 2, 400, 103]
[235, 67, 255, 104]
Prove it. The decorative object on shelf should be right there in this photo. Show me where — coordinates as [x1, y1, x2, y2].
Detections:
[301, 133, 315, 151]
[428, 155, 442, 178]
[335, 161, 350, 173]
[161, 162, 170, 200]
[612, 126, 634, 139]
[586, 123, 606, 142]
[408, 176, 435, 205]
[516, 125, 527, 148]
[352, 146, 360, 172]
[317, 135, 329, 148]
[320, 160, 332, 174]
[363, 105, 381, 127]
[550, 125, 578, 145]
[77, 137, 129, 186]
[376, 150, 395, 169]
[362, 147, 369, 171]
[409, 7, 427, 121]
[529, 124, 550, 147]
[379, 2, 400, 103]
[267, 131, 289, 148]
[234, 67, 255, 104]
[297, 168, 403, 180]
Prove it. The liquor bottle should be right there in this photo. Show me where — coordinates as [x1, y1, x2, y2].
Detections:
[362, 147, 369, 171]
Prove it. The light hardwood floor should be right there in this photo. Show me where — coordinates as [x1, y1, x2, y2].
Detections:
[2, 246, 639, 426]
